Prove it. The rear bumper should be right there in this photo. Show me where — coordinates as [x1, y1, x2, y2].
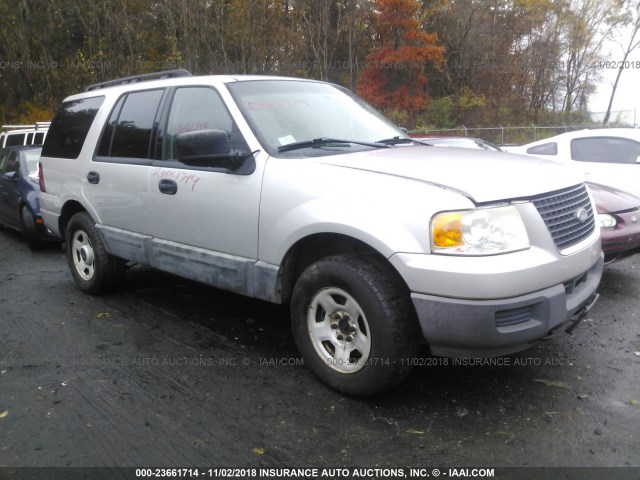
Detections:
[412, 254, 603, 357]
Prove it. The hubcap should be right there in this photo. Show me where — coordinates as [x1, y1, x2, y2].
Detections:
[307, 287, 371, 374]
[71, 230, 95, 281]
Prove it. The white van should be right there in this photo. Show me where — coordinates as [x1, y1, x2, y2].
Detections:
[0, 122, 50, 148]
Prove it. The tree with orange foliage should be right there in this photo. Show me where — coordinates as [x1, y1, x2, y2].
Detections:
[357, 0, 444, 119]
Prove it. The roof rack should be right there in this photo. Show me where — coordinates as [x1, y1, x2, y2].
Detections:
[86, 69, 192, 91]
[1, 122, 51, 132]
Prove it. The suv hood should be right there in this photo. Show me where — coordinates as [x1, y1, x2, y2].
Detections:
[317, 146, 585, 203]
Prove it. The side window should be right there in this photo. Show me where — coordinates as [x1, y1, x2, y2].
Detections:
[571, 137, 640, 164]
[98, 89, 164, 159]
[1, 151, 19, 177]
[0, 150, 10, 171]
[42, 96, 105, 159]
[165, 87, 245, 161]
[527, 142, 557, 155]
[6, 133, 26, 147]
[34, 132, 45, 144]
[97, 95, 126, 156]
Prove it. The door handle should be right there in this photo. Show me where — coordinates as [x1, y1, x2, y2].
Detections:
[158, 179, 178, 195]
[87, 171, 100, 184]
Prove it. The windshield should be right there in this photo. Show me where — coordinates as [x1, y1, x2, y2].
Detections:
[227, 80, 407, 156]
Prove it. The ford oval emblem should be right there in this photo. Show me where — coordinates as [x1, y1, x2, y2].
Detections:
[575, 208, 589, 224]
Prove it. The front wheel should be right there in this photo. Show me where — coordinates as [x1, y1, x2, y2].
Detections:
[291, 255, 420, 396]
[65, 212, 125, 294]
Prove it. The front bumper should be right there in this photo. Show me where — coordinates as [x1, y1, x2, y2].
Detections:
[411, 254, 603, 357]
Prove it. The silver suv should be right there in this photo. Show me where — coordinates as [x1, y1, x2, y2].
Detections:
[39, 70, 603, 395]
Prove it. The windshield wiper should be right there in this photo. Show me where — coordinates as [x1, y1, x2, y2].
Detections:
[376, 136, 432, 146]
[277, 137, 390, 153]
[376, 136, 412, 145]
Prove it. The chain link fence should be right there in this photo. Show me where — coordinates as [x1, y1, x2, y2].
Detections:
[412, 124, 638, 147]
[414, 107, 638, 146]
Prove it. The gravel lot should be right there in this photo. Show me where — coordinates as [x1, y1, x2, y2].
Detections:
[0, 227, 639, 479]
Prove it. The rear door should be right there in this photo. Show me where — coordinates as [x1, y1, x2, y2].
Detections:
[85, 89, 166, 237]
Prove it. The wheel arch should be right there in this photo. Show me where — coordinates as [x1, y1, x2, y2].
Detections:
[278, 232, 412, 305]
[59, 200, 89, 240]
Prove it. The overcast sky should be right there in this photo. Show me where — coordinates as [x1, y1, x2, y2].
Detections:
[589, 27, 640, 126]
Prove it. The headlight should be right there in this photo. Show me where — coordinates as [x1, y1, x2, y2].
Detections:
[597, 213, 617, 229]
[432, 205, 530, 255]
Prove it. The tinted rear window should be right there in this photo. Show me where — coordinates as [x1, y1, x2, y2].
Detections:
[42, 96, 105, 159]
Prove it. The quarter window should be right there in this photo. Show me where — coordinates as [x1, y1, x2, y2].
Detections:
[42, 96, 105, 159]
[571, 137, 640, 164]
[527, 142, 557, 155]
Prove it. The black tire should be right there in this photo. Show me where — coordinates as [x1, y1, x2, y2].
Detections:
[65, 211, 125, 294]
[291, 255, 420, 396]
[21, 205, 45, 251]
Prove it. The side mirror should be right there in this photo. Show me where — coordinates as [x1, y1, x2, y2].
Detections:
[174, 129, 256, 175]
[175, 129, 232, 165]
[3, 171, 17, 180]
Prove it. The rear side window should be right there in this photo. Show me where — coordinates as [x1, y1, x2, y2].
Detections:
[527, 142, 557, 155]
[42, 96, 105, 159]
[571, 137, 640, 164]
[97, 89, 164, 159]
[5, 133, 26, 147]
[34, 132, 46, 144]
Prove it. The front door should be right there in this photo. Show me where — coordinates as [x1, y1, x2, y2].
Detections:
[148, 86, 264, 294]
[0, 151, 21, 228]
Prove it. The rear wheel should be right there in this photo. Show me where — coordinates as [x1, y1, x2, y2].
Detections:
[20, 205, 44, 251]
[291, 255, 420, 396]
[65, 212, 125, 293]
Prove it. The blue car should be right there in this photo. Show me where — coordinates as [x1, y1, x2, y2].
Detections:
[0, 145, 59, 249]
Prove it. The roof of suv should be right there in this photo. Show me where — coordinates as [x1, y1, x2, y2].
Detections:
[68, 70, 320, 101]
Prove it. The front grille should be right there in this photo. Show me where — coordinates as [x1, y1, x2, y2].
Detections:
[532, 184, 595, 251]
